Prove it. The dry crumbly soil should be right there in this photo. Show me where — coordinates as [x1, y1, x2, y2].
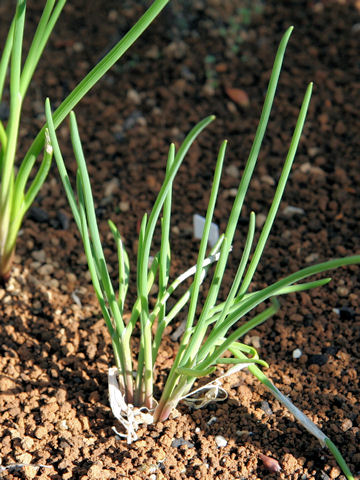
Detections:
[0, 0, 360, 479]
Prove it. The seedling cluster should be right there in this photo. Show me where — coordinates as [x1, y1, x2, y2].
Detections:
[1, 2, 359, 479]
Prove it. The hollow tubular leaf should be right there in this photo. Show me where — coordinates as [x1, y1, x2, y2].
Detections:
[177, 26, 295, 370]
[238, 82, 313, 296]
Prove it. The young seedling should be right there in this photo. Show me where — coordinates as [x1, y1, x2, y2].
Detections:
[46, 27, 359, 480]
[0, 0, 169, 282]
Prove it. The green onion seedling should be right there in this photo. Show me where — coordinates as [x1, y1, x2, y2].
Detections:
[46, 27, 359, 480]
[0, 0, 169, 282]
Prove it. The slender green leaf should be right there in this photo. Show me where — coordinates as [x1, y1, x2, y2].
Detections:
[239, 82, 313, 296]
[45, 98, 81, 228]
[20, 0, 67, 97]
[0, 17, 15, 102]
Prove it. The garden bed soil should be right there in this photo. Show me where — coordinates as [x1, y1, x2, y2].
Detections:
[0, 0, 359, 479]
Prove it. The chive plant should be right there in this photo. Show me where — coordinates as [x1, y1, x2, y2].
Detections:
[46, 27, 359, 480]
[0, 0, 169, 282]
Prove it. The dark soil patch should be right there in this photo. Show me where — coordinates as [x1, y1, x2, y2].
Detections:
[0, 1, 359, 479]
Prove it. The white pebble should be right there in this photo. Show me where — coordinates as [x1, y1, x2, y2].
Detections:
[215, 435, 227, 447]
[292, 348, 302, 359]
[193, 214, 219, 248]
[282, 205, 305, 217]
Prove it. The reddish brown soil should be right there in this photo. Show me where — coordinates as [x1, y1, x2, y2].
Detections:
[0, 1, 359, 479]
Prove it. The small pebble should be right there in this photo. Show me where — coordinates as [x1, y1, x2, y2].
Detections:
[282, 205, 305, 217]
[127, 89, 141, 105]
[73, 42, 83, 53]
[57, 211, 70, 230]
[260, 174, 275, 186]
[66, 272, 77, 284]
[38, 264, 54, 276]
[119, 201, 130, 212]
[193, 214, 219, 248]
[171, 438, 194, 448]
[255, 213, 266, 229]
[28, 207, 49, 223]
[308, 147, 321, 157]
[339, 306, 355, 320]
[104, 178, 119, 197]
[227, 101, 237, 113]
[215, 435, 227, 447]
[108, 9, 118, 21]
[227, 188, 238, 197]
[305, 252, 319, 263]
[207, 416, 217, 426]
[308, 354, 328, 366]
[225, 164, 239, 178]
[329, 466, 341, 479]
[32, 250, 46, 263]
[48, 278, 59, 289]
[299, 162, 326, 177]
[292, 348, 302, 359]
[146, 45, 160, 59]
[236, 430, 252, 436]
[336, 286, 349, 297]
[341, 418, 352, 432]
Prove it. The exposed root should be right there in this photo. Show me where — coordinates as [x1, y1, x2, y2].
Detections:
[108, 368, 154, 444]
[180, 362, 252, 409]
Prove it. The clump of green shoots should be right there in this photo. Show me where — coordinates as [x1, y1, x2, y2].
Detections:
[0, 0, 169, 282]
[46, 27, 359, 480]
